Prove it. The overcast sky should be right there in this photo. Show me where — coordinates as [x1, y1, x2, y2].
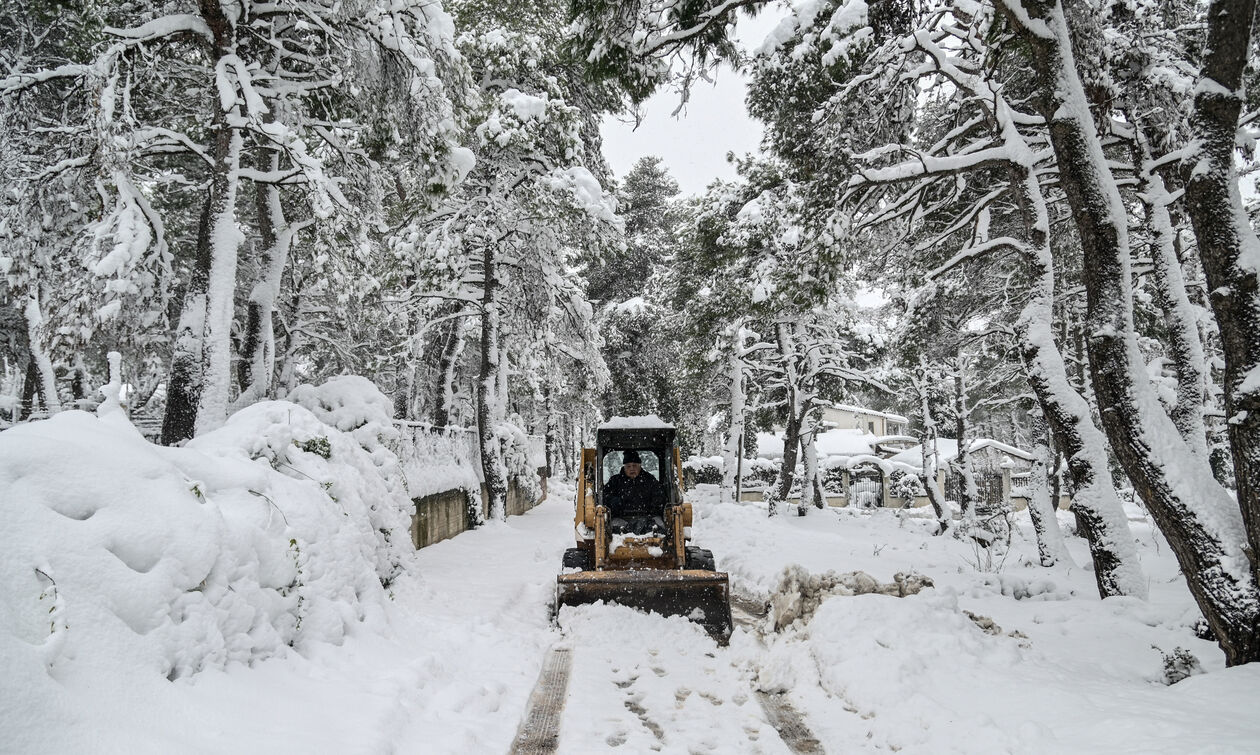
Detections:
[598, 10, 787, 197]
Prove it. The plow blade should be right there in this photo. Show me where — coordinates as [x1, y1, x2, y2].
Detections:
[556, 569, 733, 642]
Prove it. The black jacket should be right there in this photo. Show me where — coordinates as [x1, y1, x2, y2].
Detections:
[602, 470, 667, 518]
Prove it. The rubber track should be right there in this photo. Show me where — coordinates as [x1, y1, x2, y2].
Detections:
[509, 646, 572, 755]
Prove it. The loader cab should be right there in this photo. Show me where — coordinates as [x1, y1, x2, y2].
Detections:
[594, 427, 682, 510]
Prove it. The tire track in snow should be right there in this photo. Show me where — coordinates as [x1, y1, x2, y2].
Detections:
[733, 594, 825, 755]
[516, 593, 824, 753]
[510, 646, 572, 755]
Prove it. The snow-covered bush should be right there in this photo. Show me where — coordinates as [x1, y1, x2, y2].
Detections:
[683, 456, 723, 487]
[500, 420, 543, 501]
[743, 458, 780, 488]
[1154, 646, 1203, 685]
[888, 468, 926, 503]
[0, 377, 415, 687]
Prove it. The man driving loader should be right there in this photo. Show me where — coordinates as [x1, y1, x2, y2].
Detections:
[602, 450, 667, 534]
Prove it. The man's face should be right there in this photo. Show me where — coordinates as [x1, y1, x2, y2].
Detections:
[624, 461, 641, 478]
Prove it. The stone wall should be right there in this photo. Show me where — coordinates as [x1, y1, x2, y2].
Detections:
[410, 476, 545, 549]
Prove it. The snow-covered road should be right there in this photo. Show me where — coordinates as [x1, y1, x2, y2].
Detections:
[223, 484, 1260, 755]
[7, 421, 1260, 754]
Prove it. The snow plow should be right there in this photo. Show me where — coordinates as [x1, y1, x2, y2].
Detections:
[555, 418, 733, 642]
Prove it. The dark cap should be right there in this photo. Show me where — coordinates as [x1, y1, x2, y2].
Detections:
[622, 450, 642, 464]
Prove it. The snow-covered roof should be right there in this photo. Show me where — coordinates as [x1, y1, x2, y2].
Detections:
[598, 415, 675, 430]
[888, 438, 1033, 469]
[873, 435, 918, 446]
[826, 402, 910, 424]
[756, 428, 878, 461]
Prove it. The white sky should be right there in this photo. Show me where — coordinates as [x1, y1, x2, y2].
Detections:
[598, 10, 788, 197]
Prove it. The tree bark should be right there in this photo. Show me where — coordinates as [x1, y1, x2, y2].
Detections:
[767, 321, 802, 516]
[914, 363, 951, 533]
[797, 401, 822, 515]
[1027, 410, 1071, 567]
[193, 114, 244, 435]
[161, 197, 213, 445]
[163, 7, 244, 441]
[239, 144, 304, 406]
[476, 242, 508, 522]
[1180, 0, 1260, 584]
[23, 290, 60, 416]
[721, 322, 748, 503]
[1007, 158, 1146, 598]
[434, 316, 468, 428]
[952, 360, 978, 526]
[1004, 0, 1259, 663]
[1130, 134, 1211, 459]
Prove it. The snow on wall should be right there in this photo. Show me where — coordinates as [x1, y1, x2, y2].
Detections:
[394, 422, 482, 500]
[393, 418, 545, 501]
[0, 377, 417, 688]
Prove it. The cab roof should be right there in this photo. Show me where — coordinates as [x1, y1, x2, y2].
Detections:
[596, 416, 677, 452]
[596, 415, 675, 430]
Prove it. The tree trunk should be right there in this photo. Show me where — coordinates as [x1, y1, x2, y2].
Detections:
[163, 10, 244, 442]
[952, 361, 978, 526]
[193, 113, 245, 435]
[767, 321, 802, 516]
[476, 243, 508, 522]
[23, 291, 59, 416]
[914, 363, 950, 533]
[1005, 0, 1259, 664]
[161, 197, 213, 445]
[1134, 146, 1210, 459]
[543, 381, 557, 478]
[1180, 0, 1260, 585]
[19, 356, 38, 420]
[434, 316, 468, 428]
[797, 401, 822, 515]
[238, 146, 304, 407]
[1028, 410, 1071, 567]
[1007, 158, 1147, 598]
[721, 323, 747, 503]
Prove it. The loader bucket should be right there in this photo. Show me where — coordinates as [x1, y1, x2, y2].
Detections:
[556, 569, 734, 643]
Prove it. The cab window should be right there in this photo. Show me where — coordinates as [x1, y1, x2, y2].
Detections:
[602, 450, 661, 483]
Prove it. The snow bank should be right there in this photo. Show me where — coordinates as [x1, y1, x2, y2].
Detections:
[767, 564, 933, 630]
[0, 377, 414, 699]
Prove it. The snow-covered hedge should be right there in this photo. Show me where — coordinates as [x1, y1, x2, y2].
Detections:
[0, 377, 415, 686]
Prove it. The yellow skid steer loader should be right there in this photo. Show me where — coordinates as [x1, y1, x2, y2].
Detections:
[555, 418, 733, 641]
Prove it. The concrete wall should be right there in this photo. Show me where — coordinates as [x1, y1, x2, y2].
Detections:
[411, 487, 476, 549]
[410, 476, 545, 550]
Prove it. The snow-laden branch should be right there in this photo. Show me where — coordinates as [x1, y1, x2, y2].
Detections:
[927, 237, 1030, 281]
[104, 15, 214, 45]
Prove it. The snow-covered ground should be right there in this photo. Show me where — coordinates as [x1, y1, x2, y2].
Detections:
[4, 402, 1260, 753]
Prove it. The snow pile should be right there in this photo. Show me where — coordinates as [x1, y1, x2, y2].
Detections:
[768, 564, 933, 630]
[0, 376, 415, 700]
[800, 592, 1033, 751]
